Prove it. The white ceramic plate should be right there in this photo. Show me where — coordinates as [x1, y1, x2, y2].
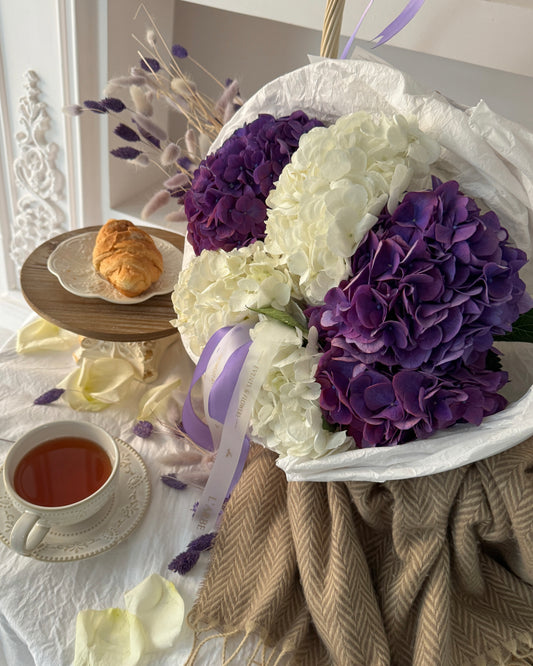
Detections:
[47, 231, 183, 304]
[0, 439, 151, 562]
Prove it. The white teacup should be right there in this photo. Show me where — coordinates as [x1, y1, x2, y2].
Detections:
[3, 421, 119, 556]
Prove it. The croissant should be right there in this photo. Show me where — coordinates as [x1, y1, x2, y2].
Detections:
[92, 219, 164, 297]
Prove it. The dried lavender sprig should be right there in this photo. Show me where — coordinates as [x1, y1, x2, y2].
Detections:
[101, 97, 126, 112]
[186, 532, 216, 552]
[133, 420, 153, 438]
[83, 100, 107, 114]
[140, 56, 161, 73]
[114, 123, 141, 142]
[110, 146, 143, 160]
[161, 473, 187, 490]
[171, 44, 188, 58]
[167, 532, 216, 574]
[33, 388, 65, 405]
[168, 549, 199, 575]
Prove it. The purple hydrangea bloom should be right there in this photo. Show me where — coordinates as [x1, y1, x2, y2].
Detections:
[309, 179, 531, 371]
[184, 111, 324, 254]
[308, 178, 530, 448]
[315, 339, 508, 448]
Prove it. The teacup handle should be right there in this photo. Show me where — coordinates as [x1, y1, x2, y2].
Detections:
[10, 512, 50, 555]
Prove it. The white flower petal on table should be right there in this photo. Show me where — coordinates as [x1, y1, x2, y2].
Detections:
[73, 608, 145, 666]
[16, 317, 79, 353]
[59, 357, 136, 411]
[124, 573, 185, 652]
[137, 378, 183, 423]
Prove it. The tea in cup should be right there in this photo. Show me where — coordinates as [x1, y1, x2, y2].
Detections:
[3, 421, 119, 556]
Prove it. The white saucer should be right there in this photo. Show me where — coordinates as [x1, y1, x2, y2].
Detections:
[47, 231, 183, 304]
[0, 439, 151, 562]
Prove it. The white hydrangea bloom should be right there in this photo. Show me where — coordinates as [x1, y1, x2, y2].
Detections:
[171, 242, 295, 360]
[264, 111, 440, 305]
[249, 321, 351, 458]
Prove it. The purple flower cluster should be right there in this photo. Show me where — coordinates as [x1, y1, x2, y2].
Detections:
[309, 179, 530, 447]
[316, 341, 507, 446]
[184, 111, 323, 254]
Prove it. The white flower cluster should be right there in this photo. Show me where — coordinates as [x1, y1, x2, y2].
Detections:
[264, 111, 440, 305]
[171, 242, 295, 360]
[248, 321, 350, 458]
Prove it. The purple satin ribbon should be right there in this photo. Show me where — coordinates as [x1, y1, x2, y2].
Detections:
[181, 326, 232, 452]
[373, 0, 425, 48]
[340, 0, 425, 58]
[181, 325, 252, 497]
[340, 0, 375, 59]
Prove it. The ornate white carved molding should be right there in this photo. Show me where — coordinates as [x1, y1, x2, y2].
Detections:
[10, 69, 65, 270]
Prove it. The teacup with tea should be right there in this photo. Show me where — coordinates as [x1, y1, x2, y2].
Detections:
[3, 421, 120, 555]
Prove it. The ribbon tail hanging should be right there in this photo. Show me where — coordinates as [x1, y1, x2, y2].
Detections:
[372, 0, 425, 48]
[340, 0, 375, 59]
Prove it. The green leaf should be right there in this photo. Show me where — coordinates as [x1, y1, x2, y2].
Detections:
[247, 305, 308, 337]
[494, 308, 533, 344]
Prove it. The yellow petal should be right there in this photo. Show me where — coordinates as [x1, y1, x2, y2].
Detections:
[73, 608, 145, 666]
[137, 378, 182, 423]
[59, 358, 136, 412]
[16, 318, 78, 354]
[124, 574, 185, 652]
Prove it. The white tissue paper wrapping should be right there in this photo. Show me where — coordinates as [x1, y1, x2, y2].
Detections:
[182, 57, 533, 482]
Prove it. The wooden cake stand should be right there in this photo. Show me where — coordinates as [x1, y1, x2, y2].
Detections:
[20, 226, 186, 382]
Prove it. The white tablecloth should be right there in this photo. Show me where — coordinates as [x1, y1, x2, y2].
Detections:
[0, 331, 217, 665]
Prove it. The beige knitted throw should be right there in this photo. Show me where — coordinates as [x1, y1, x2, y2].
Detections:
[186, 439, 533, 665]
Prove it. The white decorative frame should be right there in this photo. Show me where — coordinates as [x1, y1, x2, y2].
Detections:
[9, 70, 65, 271]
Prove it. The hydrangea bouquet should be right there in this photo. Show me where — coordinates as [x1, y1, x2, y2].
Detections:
[173, 59, 533, 479]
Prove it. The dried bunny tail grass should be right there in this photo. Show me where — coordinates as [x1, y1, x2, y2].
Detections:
[63, 104, 83, 116]
[164, 95, 190, 115]
[214, 79, 240, 116]
[161, 142, 181, 165]
[133, 154, 150, 167]
[171, 77, 197, 98]
[164, 172, 189, 189]
[131, 112, 167, 141]
[179, 470, 210, 487]
[146, 28, 157, 47]
[165, 209, 188, 223]
[185, 128, 199, 160]
[141, 189, 171, 218]
[197, 133, 212, 158]
[107, 74, 147, 89]
[130, 85, 153, 116]
[223, 102, 237, 124]
[158, 450, 206, 466]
